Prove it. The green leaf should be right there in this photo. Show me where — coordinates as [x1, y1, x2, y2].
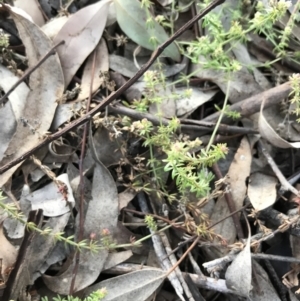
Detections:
[114, 0, 181, 62]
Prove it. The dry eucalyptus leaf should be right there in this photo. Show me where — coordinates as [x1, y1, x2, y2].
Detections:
[247, 172, 277, 211]
[259, 99, 300, 148]
[25, 174, 75, 217]
[0, 64, 29, 161]
[30, 212, 71, 282]
[225, 228, 252, 296]
[92, 126, 124, 167]
[3, 185, 31, 239]
[149, 87, 177, 118]
[176, 87, 216, 117]
[42, 15, 69, 40]
[14, 0, 45, 26]
[210, 137, 251, 247]
[84, 269, 167, 301]
[75, 39, 109, 102]
[0, 6, 64, 188]
[53, 0, 111, 88]
[0, 226, 17, 283]
[119, 189, 137, 211]
[191, 58, 264, 103]
[250, 261, 281, 301]
[103, 250, 133, 271]
[43, 161, 119, 294]
[109, 54, 185, 79]
[51, 102, 82, 130]
[114, 0, 180, 62]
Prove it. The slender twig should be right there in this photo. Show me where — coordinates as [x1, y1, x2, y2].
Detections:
[123, 208, 185, 230]
[0, 40, 65, 106]
[257, 139, 300, 196]
[0, 0, 225, 175]
[69, 50, 96, 294]
[180, 118, 258, 135]
[203, 81, 292, 123]
[166, 236, 201, 277]
[206, 81, 230, 152]
[109, 104, 258, 135]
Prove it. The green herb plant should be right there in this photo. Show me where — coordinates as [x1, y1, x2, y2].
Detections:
[41, 289, 108, 301]
[2, 0, 300, 299]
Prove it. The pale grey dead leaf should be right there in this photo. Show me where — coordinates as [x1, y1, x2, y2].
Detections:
[210, 138, 251, 250]
[53, 0, 110, 88]
[75, 39, 109, 101]
[149, 90, 176, 118]
[289, 290, 299, 301]
[107, 1, 117, 26]
[176, 87, 216, 117]
[119, 189, 137, 211]
[0, 64, 29, 161]
[248, 172, 277, 211]
[51, 102, 82, 130]
[103, 250, 133, 270]
[191, 59, 263, 103]
[93, 126, 124, 167]
[30, 212, 71, 281]
[43, 161, 119, 294]
[231, 43, 271, 91]
[225, 229, 252, 296]
[14, 0, 45, 26]
[0, 7, 64, 188]
[109, 54, 185, 79]
[84, 269, 167, 301]
[259, 99, 300, 148]
[25, 174, 75, 217]
[42, 15, 69, 40]
[3, 184, 31, 239]
[114, 0, 180, 62]
[0, 226, 17, 282]
[250, 261, 281, 301]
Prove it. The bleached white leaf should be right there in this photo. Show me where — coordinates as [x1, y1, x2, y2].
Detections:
[26, 174, 75, 217]
[248, 172, 277, 210]
[14, 0, 45, 26]
[42, 15, 69, 40]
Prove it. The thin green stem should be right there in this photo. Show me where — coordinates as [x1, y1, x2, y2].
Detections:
[206, 80, 230, 152]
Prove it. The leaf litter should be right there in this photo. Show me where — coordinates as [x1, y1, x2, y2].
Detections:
[2, 0, 300, 300]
